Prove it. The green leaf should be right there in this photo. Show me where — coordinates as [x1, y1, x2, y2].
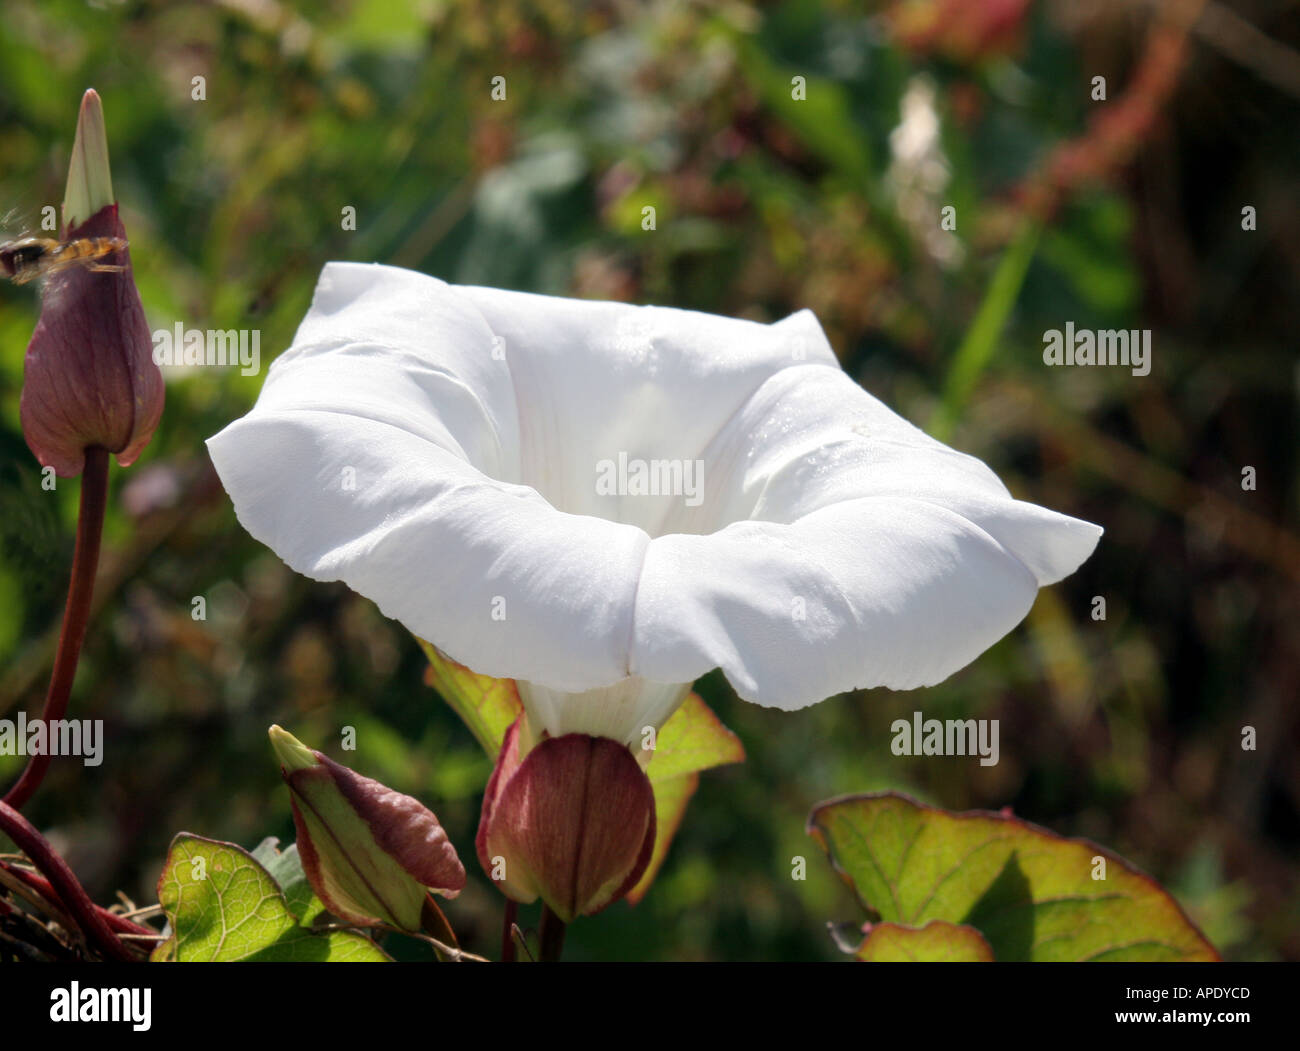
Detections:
[645, 692, 746, 782]
[1040, 191, 1137, 316]
[854, 920, 994, 962]
[418, 639, 521, 756]
[626, 772, 697, 906]
[250, 837, 325, 926]
[153, 834, 389, 962]
[808, 792, 1218, 962]
[626, 694, 745, 903]
[931, 220, 1042, 441]
[730, 35, 872, 186]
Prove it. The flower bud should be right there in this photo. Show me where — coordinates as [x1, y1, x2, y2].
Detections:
[268, 725, 465, 930]
[476, 718, 656, 923]
[19, 89, 163, 477]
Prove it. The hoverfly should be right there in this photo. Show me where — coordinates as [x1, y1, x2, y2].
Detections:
[0, 234, 128, 285]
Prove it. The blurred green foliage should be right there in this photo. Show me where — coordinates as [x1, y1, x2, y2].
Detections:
[1, 0, 1296, 961]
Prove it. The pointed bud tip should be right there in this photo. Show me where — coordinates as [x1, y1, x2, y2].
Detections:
[63, 88, 115, 230]
[268, 725, 320, 772]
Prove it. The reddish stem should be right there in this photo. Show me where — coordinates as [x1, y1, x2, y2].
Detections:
[0, 801, 134, 961]
[0, 861, 154, 937]
[538, 903, 566, 962]
[501, 898, 518, 962]
[4, 446, 109, 810]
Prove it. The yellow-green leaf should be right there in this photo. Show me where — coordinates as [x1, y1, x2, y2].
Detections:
[645, 692, 745, 782]
[625, 694, 745, 903]
[152, 834, 389, 962]
[418, 639, 521, 756]
[808, 792, 1218, 962]
[250, 837, 325, 926]
[854, 921, 994, 962]
[626, 772, 697, 905]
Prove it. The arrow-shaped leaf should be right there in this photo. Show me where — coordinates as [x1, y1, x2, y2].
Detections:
[152, 834, 388, 962]
[808, 792, 1217, 962]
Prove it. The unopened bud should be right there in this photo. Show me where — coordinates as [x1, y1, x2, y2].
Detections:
[18, 89, 163, 477]
[476, 719, 655, 923]
[268, 725, 465, 930]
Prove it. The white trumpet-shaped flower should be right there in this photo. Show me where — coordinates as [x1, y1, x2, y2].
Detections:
[207, 263, 1101, 746]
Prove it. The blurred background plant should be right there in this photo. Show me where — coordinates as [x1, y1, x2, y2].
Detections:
[0, 0, 1296, 961]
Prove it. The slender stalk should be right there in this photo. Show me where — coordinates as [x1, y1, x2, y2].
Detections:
[0, 801, 134, 961]
[538, 903, 567, 962]
[500, 898, 518, 962]
[4, 446, 110, 810]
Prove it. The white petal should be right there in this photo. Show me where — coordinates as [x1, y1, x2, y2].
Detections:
[209, 412, 646, 689]
[626, 364, 1101, 707]
[632, 498, 1044, 710]
[456, 285, 837, 536]
[206, 267, 653, 691]
[259, 263, 522, 481]
[517, 678, 692, 750]
[695, 365, 1101, 585]
[211, 410, 651, 688]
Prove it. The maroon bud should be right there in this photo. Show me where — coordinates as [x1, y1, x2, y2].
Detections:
[477, 719, 656, 923]
[20, 204, 163, 477]
[18, 90, 163, 477]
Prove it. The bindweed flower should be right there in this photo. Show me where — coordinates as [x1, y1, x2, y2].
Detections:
[269, 725, 465, 930]
[218, 265, 1101, 926]
[209, 263, 1101, 751]
[18, 89, 163, 478]
[477, 719, 655, 922]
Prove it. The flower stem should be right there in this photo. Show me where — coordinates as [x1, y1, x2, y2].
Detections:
[500, 899, 518, 962]
[538, 903, 566, 962]
[3, 446, 109, 810]
[0, 800, 134, 961]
